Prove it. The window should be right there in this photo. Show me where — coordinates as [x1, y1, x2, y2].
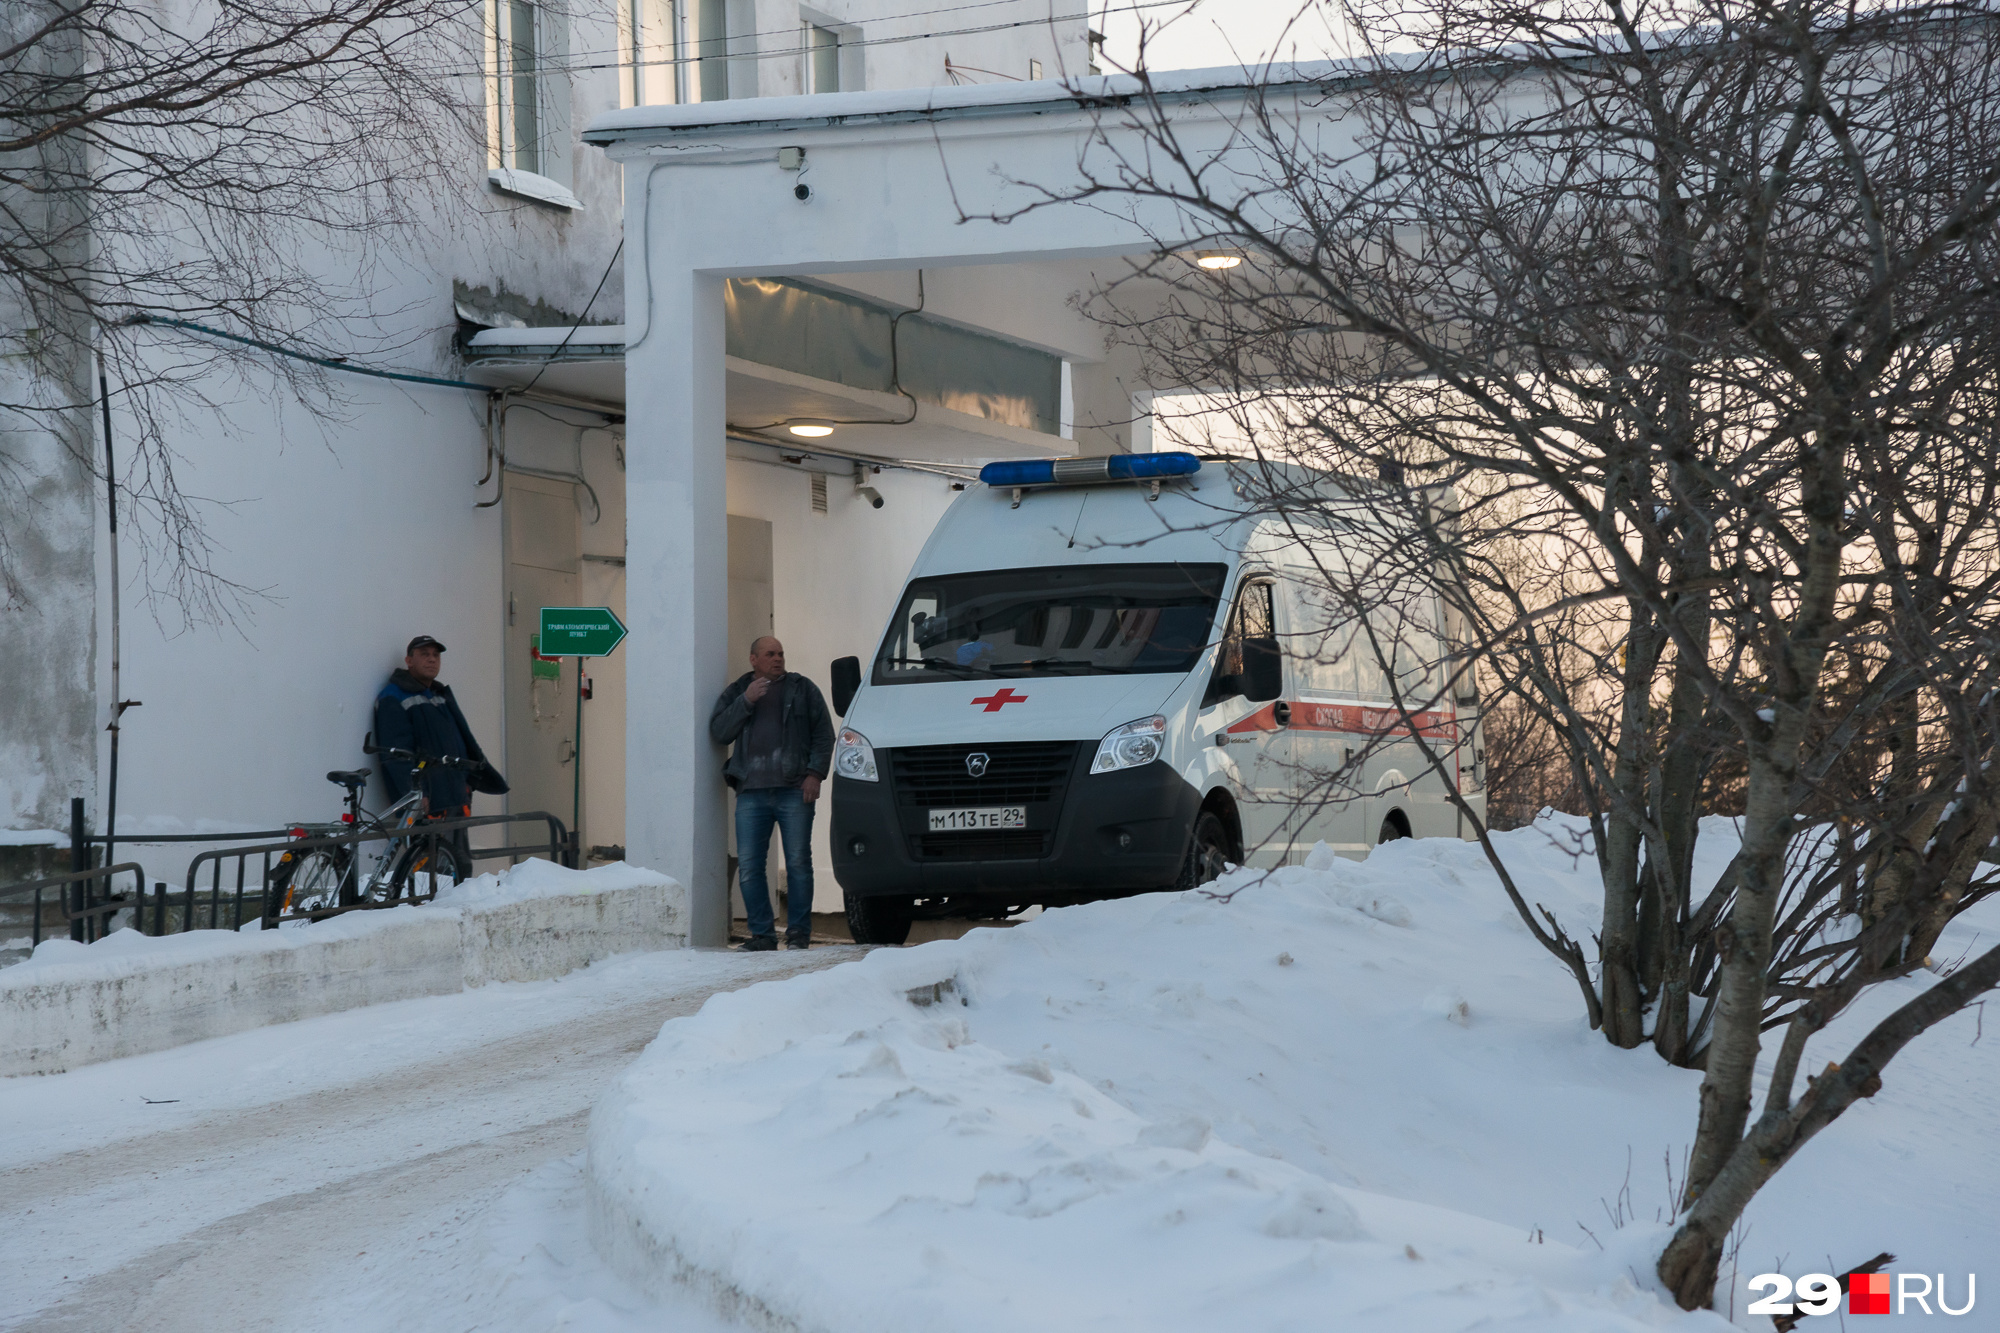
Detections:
[807, 24, 839, 93]
[1217, 582, 1274, 681]
[697, 0, 728, 101]
[1206, 579, 1280, 705]
[623, 0, 677, 107]
[874, 563, 1227, 684]
[502, 0, 542, 174]
[487, 0, 571, 192]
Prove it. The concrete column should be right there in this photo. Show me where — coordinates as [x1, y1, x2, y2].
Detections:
[624, 256, 730, 946]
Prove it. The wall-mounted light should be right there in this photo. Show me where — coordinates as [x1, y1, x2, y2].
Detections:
[1195, 252, 1243, 270]
[788, 423, 834, 437]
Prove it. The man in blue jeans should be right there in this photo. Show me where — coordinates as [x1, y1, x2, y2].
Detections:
[709, 636, 836, 950]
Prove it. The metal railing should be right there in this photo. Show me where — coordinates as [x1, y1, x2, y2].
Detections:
[182, 811, 574, 932]
[0, 813, 573, 952]
[0, 862, 150, 948]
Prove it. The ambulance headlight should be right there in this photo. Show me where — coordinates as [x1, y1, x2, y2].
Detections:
[1092, 715, 1167, 774]
[834, 728, 879, 782]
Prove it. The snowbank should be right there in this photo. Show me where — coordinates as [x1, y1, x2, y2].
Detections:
[2, 860, 685, 1075]
[586, 819, 1999, 1331]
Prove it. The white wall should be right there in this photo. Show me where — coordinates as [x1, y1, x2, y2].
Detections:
[22, 0, 1084, 902]
[97, 370, 507, 839]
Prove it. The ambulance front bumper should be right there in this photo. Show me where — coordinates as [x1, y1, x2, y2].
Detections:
[830, 747, 1202, 904]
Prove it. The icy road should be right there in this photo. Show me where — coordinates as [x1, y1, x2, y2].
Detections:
[0, 946, 859, 1333]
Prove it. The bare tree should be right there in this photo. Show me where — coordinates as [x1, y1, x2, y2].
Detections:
[0, 0, 488, 618]
[1020, 0, 2000, 1308]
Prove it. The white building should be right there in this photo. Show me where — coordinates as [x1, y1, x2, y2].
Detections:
[584, 66, 1368, 942]
[2, 1, 1090, 908]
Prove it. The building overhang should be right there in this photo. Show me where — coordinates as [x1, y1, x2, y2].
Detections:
[462, 324, 1073, 462]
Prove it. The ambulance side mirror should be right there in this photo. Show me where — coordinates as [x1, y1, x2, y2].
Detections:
[831, 656, 862, 716]
[1241, 637, 1283, 703]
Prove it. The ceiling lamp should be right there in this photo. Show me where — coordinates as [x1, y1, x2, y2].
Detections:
[788, 423, 834, 437]
[1194, 252, 1243, 270]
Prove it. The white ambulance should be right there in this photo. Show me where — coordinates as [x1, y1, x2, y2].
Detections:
[827, 452, 1484, 944]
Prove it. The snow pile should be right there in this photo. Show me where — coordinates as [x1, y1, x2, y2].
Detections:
[431, 857, 670, 909]
[589, 818, 1999, 1331]
[4, 859, 686, 1075]
[589, 826, 1678, 1330]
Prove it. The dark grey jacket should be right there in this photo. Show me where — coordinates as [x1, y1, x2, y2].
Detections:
[708, 671, 836, 790]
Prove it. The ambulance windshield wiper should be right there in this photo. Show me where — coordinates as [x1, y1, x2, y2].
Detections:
[885, 655, 1001, 677]
[1000, 658, 1133, 674]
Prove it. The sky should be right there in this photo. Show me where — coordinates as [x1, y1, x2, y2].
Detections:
[1089, 0, 1356, 74]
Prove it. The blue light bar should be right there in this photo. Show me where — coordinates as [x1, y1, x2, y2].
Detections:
[979, 452, 1202, 488]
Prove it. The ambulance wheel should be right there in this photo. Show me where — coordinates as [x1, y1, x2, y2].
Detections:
[1176, 810, 1232, 891]
[846, 893, 914, 945]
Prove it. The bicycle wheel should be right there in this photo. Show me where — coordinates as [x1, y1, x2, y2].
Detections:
[268, 846, 351, 918]
[390, 835, 467, 902]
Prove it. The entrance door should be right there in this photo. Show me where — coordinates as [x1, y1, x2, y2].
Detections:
[504, 474, 581, 843]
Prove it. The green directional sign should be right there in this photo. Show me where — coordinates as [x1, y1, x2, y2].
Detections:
[538, 606, 627, 658]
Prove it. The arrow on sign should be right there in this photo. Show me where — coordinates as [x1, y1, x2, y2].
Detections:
[537, 606, 628, 658]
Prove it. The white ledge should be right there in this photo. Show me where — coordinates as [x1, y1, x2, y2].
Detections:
[488, 166, 583, 211]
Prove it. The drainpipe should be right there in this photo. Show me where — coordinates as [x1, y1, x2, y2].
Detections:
[97, 351, 138, 885]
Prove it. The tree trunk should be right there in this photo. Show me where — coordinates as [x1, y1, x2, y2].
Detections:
[1681, 750, 1789, 1199]
[1663, 939, 2000, 1308]
[1600, 605, 1660, 1049]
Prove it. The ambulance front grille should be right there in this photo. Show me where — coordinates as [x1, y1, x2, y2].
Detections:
[889, 741, 1080, 807]
[913, 830, 1050, 861]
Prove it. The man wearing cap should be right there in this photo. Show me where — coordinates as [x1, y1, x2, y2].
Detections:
[373, 635, 504, 821]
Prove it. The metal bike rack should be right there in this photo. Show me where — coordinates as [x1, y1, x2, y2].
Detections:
[182, 811, 573, 931]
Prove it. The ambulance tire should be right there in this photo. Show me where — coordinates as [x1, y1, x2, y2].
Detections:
[846, 893, 914, 945]
[1175, 809, 1233, 891]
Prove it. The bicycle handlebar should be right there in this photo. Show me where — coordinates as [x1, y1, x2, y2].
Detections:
[362, 736, 481, 770]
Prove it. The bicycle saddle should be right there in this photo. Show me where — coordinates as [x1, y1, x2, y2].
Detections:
[326, 769, 370, 788]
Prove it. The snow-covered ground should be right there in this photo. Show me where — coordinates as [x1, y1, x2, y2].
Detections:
[5, 817, 1992, 1330]
[0, 944, 856, 1332]
[588, 817, 1999, 1331]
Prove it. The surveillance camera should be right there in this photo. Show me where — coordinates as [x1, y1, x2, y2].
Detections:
[794, 182, 812, 202]
[857, 485, 884, 509]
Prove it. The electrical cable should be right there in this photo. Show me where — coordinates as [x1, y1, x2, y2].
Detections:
[518, 239, 623, 395]
[126, 314, 501, 392]
[468, 0, 1191, 83]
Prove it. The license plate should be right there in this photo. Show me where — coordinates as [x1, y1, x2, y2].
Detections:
[928, 806, 1027, 832]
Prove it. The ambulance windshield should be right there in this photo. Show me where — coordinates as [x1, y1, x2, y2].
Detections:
[874, 563, 1228, 683]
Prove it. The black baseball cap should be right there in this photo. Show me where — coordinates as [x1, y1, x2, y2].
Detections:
[406, 634, 447, 654]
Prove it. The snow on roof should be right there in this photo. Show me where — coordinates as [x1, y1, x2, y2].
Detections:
[582, 60, 1365, 143]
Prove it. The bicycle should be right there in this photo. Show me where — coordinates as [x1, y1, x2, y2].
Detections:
[265, 739, 477, 920]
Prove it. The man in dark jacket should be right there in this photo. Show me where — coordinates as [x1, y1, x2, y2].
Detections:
[709, 636, 835, 951]
[373, 635, 500, 815]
